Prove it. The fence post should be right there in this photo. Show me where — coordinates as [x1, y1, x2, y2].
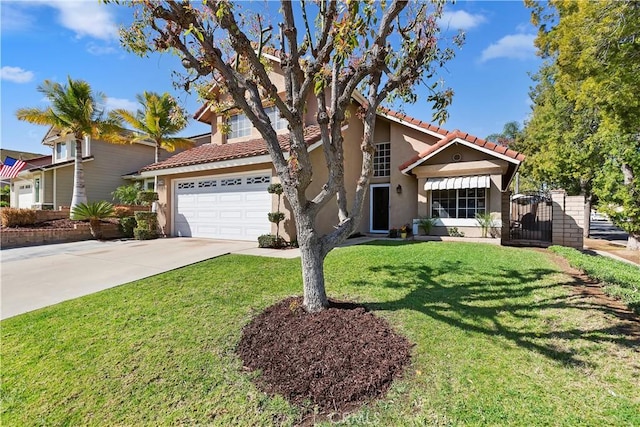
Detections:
[551, 189, 584, 249]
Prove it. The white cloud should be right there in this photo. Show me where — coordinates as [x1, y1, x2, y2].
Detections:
[1, 66, 35, 83]
[105, 97, 138, 112]
[438, 10, 487, 31]
[0, 4, 35, 32]
[50, 1, 118, 40]
[480, 34, 537, 62]
[87, 43, 117, 56]
[1, 1, 118, 40]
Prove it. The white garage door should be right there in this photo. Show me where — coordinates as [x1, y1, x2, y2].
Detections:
[174, 172, 272, 241]
[17, 183, 33, 208]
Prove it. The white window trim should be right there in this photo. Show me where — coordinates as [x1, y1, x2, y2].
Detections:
[432, 218, 503, 227]
[229, 113, 252, 139]
[373, 142, 391, 177]
[430, 188, 489, 222]
[369, 183, 390, 233]
[54, 136, 91, 163]
[265, 106, 287, 131]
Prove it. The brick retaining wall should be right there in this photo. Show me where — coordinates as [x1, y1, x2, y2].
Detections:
[1, 223, 124, 249]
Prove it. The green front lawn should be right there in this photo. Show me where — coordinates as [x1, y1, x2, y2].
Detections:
[2, 242, 639, 426]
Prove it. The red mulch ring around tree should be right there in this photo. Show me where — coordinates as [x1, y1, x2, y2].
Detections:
[236, 297, 413, 422]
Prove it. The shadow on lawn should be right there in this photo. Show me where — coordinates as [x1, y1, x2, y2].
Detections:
[354, 252, 638, 367]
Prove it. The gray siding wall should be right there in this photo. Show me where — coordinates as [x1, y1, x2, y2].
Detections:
[44, 170, 54, 204]
[55, 167, 74, 208]
[84, 140, 156, 203]
[52, 140, 156, 206]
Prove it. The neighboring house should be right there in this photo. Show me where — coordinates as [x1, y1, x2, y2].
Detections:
[8, 128, 206, 209]
[138, 55, 524, 241]
[1, 149, 47, 190]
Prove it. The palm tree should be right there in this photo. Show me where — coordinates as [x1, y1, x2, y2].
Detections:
[109, 92, 193, 168]
[16, 77, 122, 216]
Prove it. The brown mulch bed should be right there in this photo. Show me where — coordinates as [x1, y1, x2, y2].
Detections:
[236, 297, 413, 422]
[1, 219, 79, 230]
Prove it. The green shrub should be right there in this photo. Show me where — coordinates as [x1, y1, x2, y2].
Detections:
[550, 245, 640, 313]
[475, 212, 496, 238]
[137, 191, 158, 206]
[0, 208, 37, 227]
[112, 183, 142, 205]
[134, 211, 158, 240]
[258, 234, 285, 248]
[134, 228, 157, 240]
[118, 216, 137, 238]
[71, 201, 115, 239]
[0, 201, 9, 208]
[267, 212, 285, 223]
[71, 201, 114, 221]
[448, 227, 465, 237]
[417, 217, 437, 235]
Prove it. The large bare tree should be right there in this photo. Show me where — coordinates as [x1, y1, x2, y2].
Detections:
[115, 0, 462, 311]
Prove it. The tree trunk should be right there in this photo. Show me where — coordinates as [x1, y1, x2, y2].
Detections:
[89, 219, 103, 240]
[627, 234, 639, 251]
[299, 233, 328, 312]
[152, 144, 160, 214]
[70, 137, 87, 217]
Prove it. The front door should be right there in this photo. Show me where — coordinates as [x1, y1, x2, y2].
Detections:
[370, 184, 390, 233]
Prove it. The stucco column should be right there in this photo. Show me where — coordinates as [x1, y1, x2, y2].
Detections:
[500, 190, 511, 245]
[417, 178, 428, 218]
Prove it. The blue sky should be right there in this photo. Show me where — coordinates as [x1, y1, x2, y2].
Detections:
[1, 1, 542, 155]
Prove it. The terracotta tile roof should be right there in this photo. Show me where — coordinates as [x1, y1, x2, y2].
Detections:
[376, 106, 449, 136]
[141, 126, 322, 172]
[399, 130, 526, 172]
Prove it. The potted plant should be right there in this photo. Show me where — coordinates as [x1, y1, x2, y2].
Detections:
[389, 227, 399, 238]
[400, 224, 411, 239]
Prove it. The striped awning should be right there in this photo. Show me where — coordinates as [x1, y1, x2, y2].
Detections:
[424, 175, 490, 191]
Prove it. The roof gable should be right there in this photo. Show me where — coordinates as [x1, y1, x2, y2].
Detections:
[399, 130, 525, 174]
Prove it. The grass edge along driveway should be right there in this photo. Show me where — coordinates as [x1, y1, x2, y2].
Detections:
[2, 241, 639, 426]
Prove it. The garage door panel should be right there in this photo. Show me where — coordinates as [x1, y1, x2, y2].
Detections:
[219, 210, 243, 219]
[245, 210, 268, 221]
[219, 193, 243, 203]
[197, 210, 219, 220]
[245, 192, 268, 202]
[174, 174, 271, 241]
[197, 194, 218, 203]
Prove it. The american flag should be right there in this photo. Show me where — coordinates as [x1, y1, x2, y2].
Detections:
[0, 157, 27, 179]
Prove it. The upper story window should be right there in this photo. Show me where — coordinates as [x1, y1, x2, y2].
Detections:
[55, 141, 75, 161]
[373, 142, 391, 177]
[229, 113, 252, 139]
[265, 106, 287, 131]
[54, 137, 90, 163]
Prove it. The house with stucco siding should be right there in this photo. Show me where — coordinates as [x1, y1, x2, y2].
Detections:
[137, 53, 524, 241]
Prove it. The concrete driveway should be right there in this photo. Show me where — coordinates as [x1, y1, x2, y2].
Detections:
[1, 238, 257, 320]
